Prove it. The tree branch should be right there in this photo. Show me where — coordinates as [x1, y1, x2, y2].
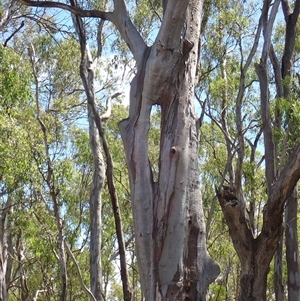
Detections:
[3, 20, 24, 47]
[110, 0, 147, 66]
[17, 0, 111, 19]
[18, 0, 147, 66]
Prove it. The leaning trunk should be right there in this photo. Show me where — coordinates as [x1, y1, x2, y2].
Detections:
[119, 1, 219, 300]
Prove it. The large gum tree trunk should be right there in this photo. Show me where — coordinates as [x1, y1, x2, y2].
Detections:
[119, 1, 219, 300]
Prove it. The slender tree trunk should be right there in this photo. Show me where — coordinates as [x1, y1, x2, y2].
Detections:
[119, 1, 219, 300]
[77, 17, 132, 299]
[67, 2, 104, 299]
[285, 187, 300, 300]
[88, 103, 105, 301]
[84, 59, 133, 301]
[51, 184, 68, 301]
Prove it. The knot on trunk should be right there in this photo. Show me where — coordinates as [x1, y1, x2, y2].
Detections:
[170, 146, 177, 154]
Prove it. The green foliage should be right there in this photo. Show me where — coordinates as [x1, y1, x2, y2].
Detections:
[131, 0, 162, 42]
[0, 45, 32, 116]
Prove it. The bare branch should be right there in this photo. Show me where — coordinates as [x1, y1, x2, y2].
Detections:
[281, 0, 292, 22]
[17, 0, 111, 19]
[3, 20, 24, 47]
[261, 0, 280, 63]
[269, 43, 283, 98]
[270, 143, 300, 207]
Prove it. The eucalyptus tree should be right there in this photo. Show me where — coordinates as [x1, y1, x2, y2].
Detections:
[18, 0, 221, 300]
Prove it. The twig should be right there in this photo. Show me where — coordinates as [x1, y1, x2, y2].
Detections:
[3, 20, 25, 47]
